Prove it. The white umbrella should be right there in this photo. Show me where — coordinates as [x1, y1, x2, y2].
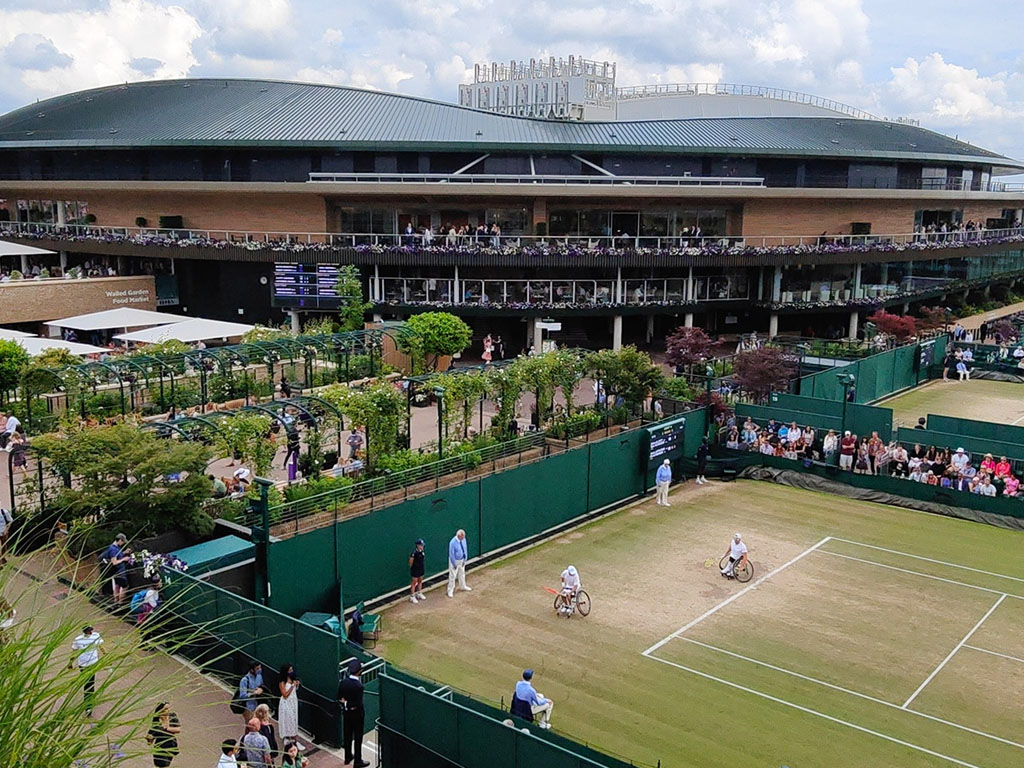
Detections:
[46, 307, 190, 332]
[0, 240, 55, 258]
[114, 318, 255, 344]
[17, 337, 107, 356]
[0, 328, 36, 340]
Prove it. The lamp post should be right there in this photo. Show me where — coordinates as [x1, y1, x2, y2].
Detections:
[704, 363, 714, 438]
[837, 372, 856, 438]
[433, 386, 446, 460]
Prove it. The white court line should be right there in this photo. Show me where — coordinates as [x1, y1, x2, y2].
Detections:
[903, 595, 1007, 709]
[830, 538, 1024, 585]
[817, 550, 1024, 601]
[645, 653, 984, 768]
[963, 645, 1024, 666]
[641, 536, 832, 656]
[676, 637, 1024, 751]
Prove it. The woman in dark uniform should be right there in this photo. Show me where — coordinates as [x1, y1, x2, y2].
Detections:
[696, 437, 710, 485]
[409, 539, 425, 603]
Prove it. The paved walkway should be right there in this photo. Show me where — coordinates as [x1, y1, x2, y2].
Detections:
[2, 554, 349, 768]
[954, 300, 1024, 331]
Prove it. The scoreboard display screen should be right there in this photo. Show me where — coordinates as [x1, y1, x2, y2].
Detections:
[644, 416, 687, 469]
[272, 263, 341, 309]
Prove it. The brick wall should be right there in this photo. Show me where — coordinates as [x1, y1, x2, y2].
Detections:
[0, 275, 156, 324]
[80, 191, 329, 233]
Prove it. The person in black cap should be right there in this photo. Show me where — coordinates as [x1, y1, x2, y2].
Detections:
[408, 539, 426, 604]
[337, 660, 368, 767]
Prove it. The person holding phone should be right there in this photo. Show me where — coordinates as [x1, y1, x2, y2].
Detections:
[278, 663, 304, 752]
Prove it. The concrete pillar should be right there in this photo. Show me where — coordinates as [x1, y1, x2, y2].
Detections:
[616, 266, 623, 304]
[768, 312, 779, 338]
[20, 253, 29, 273]
[880, 262, 888, 287]
[684, 312, 694, 328]
[117, 255, 128, 274]
[373, 263, 381, 302]
[848, 310, 859, 340]
[453, 265, 460, 304]
[853, 263, 862, 299]
[531, 198, 547, 236]
[772, 266, 782, 302]
[289, 310, 301, 334]
[984, 284, 992, 297]
[56, 201, 67, 228]
[687, 266, 694, 302]
[646, 314, 655, 343]
[757, 266, 764, 301]
[902, 302, 910, 313]
[612, 315, 623, 351]
[533, 318, 544, 352]
[59, 251, 67, 270]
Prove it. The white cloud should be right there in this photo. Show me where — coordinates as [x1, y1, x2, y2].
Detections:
[0, 0, 201, 101]
[888, 53, 1021, 121]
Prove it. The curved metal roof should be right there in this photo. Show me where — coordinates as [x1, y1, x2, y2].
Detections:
[0, 78, 1019, 170]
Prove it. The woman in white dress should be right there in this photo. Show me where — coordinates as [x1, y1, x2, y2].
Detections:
[278, 663, 304, 751]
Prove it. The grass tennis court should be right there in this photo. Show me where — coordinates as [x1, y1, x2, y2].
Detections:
[882, 378, 1024, 428]
[375, 481, 1024, 768]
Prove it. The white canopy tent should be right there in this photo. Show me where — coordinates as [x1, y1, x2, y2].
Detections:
[46, 307, 191, 332]
[0, 240, 55, 258]
[0, 327, 36, 340]
[16, 337, 107, 357]
[114, 318, 255, 344]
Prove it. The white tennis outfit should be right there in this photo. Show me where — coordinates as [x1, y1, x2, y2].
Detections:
[722, 539, 748, 576]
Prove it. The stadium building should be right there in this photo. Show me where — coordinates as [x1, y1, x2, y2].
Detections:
[1, 56, 1023, 350]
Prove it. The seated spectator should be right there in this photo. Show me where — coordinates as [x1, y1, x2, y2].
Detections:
[951, 448, 970, 472]
[786, 422, 802, 445]
[765, 419, 779, 435]
[961, 347, 974, 362]
[909, 466, 925, 483]
[741, 424, 759, 446]
[961, 461, 977, 480]
[759, 437, 774, 456]
[956, 361, 970, 381]
[925, 470, 939, 486]
[209, 475, 227, 498]
[803, 425, 816, 447]
[1003, 474, 1020, 496]
[977, 475, 997, 497]
[940, 469, 954, 488]
[725, 429, 740, 450]
[994, 456, 1012, 478]
[890, 444, 909, 477]
[777, 423, 789, 442]
[980, 453, 997, 475]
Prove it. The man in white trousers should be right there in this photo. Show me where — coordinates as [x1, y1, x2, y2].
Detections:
[447, 529, 472, 597]
[655, 459, 672, 506]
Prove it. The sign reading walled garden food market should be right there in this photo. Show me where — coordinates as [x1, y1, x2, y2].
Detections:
[0, 275, 157, 325]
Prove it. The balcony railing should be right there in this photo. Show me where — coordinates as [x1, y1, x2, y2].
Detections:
[4, 220, 1024, 256]
[307, 172, 766, 187]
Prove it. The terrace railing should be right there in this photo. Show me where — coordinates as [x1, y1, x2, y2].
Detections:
[4, 220, 1024, 254]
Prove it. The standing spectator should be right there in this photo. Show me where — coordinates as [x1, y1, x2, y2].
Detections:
[278, 664, 304, 752]
[279, 374, 292, 399]
[337, 660, 369, 768]
[241, 718, 272, 768]
[0, 506, 12, 565]
[347, 609, 364, 647]
[446, 529, 471, 598]
[409, 539, 426, 603]
[346, 426, 365, 459]
[494, 335, 505, 360]
[238, 661, 264, 722]
[102, 533, 132, 606]
[655, 459, 672, 505]
[253, 704, 279, 764]
[68, 625, 103, 715]
[822, 429, 838, 462]
[217, 740, 239, 768]
[695, 437, 709, 484]
[282, 427, 301, 470]
[146, 702, 181, 768]
[137, 575, 161, 626]
[839, 431, 856, 471]
[281, 742, 309, 767]
[514, 669, 553, 729]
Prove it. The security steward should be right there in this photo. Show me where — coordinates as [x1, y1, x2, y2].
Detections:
[337, 659, 369, 767]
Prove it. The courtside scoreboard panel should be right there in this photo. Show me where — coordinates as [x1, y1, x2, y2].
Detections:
[644, 415, 686, 470]
[272, 263, 341, 309]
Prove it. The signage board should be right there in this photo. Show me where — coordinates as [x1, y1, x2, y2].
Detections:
[644, 415, 687, 469]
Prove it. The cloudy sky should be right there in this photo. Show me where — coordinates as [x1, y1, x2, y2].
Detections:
[1, 0, 1022, 160]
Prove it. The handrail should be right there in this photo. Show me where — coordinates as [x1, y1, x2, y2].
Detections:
[307, 172, 766, 186]
[4, 220, 1024, 254]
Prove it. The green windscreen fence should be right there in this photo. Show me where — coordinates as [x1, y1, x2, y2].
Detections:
[768, 393, 894, 439]
[161, 572, 344, 700]
[895, 427, 1024, 463]
[267, 411, 706, 617]
[379, 672, 640, 768]
[797, 339, 945, 404]
[926, 414, 1024, 446]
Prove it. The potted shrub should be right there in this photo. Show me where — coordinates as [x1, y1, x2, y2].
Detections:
[135, 216, 148, 227]
[84, 213, 97, 224]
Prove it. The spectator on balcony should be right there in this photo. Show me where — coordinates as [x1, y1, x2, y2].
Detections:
[977, 475, 997, 497]
[891, 444, 909, 477]
[1004, 474, 1020, 497]
[951, 448, 970, 472]
[786, 422, 802, 445]
[489, 223, 501, 247]
[995, 456, 1012, 478]
[446, 225, 457, 247]
[980, 453, 997, 475]
[402, 223, 415, 246]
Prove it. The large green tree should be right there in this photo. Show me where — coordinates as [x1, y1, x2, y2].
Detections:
[321, 382, 405, 466]
[334, 264, 373, 332]
[585, 346, 665, 412]
[0, 338, 30, 396]
[401, 312, 472, 373]
[33, 423, 214, 541]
